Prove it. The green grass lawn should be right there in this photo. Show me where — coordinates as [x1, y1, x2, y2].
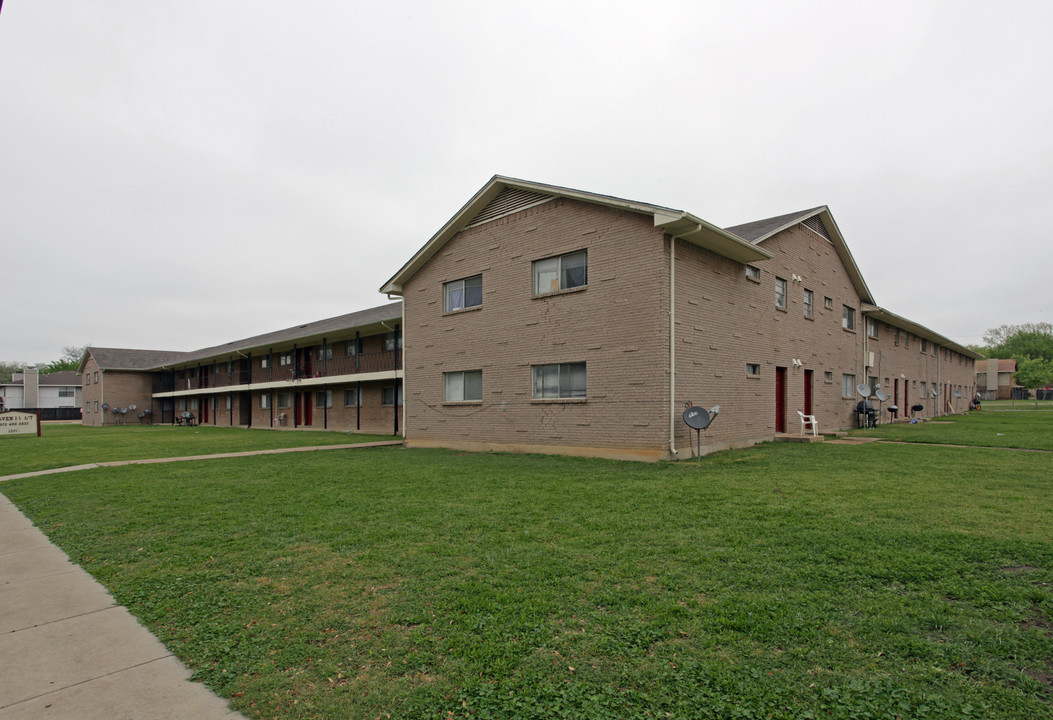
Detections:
[0, 424, 396, 475]
[853, 408, 1053, 451]
[1, 423, 1051, 718]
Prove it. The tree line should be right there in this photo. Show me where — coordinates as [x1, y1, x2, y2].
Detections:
[0, 345, 88, 383]
[970, 322, 1053, 399]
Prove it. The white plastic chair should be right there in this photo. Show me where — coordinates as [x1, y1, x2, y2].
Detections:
[797, 410, 818, 437]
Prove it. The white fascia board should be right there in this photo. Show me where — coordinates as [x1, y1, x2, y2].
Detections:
[655, 211, 774, 264]
[862, 306, 983, 359]
[152, 370, 404, 399]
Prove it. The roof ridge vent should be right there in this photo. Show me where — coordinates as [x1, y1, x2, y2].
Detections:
[466, 187, 553, 228]
[801, 215, 830, 240]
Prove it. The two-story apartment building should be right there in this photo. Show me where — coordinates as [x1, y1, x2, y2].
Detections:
[381, 176, 980, 461]
[79, 303, 404, 434]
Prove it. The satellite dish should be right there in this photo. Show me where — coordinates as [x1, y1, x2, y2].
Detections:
[683, 406, 712, 430]
[856, 384, 872, 398]
[102, 403, 109, 410]
[874, 389, 888, 403]
[931, 388, 939, 398]
[709, 405, 720, 416]
[129, 404, 137, 410]
[953, 390, 962, 398]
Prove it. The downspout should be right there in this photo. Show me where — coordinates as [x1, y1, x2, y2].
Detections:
[401, 302, 406, 439]
[99, 370, 105, 426]
[669, 234, 678, 456]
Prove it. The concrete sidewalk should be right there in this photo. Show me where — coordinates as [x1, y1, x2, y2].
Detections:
[0, 492, 246, 718]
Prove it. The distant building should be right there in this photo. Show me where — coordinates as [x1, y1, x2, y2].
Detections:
[975, 358, 1019, 400]
[0, 367, 82, 414]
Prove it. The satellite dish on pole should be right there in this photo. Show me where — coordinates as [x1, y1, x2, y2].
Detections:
[856, 384, 872, 398]
[682, 403, 720, 460]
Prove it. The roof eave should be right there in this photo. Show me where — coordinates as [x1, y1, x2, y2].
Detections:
[862, 305, 984, 360]
[655, 211, 774, 263]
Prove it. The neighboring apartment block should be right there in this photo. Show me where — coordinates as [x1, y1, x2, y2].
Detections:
[381, 176, 980, 461]
[975, 358, 1020, 400]
[79, 303, 404, 434]
[0, 368, 81, 414]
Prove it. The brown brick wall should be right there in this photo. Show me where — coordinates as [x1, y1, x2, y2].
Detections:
[402, 198, 672, 458]
[400, 202, 977, 460]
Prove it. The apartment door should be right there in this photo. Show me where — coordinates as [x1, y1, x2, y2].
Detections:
[239, 391, 252, 426]
[200, 397, 209, 425]
[893, 379, 899, 418]
[775, 366, 787, 433]
[803, 369, 814, 416]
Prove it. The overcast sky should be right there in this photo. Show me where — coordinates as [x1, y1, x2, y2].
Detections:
[2, 1, 1050, 364]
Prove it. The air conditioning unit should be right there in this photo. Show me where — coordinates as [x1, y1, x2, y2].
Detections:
[866, 351, 875, 368]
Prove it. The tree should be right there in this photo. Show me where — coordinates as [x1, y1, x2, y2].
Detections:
[39, 345, 89, 375]
[1013, 357, 1053, 408]
[980, 323, 1053, 364]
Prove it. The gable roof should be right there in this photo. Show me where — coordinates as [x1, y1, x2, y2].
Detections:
[724, 206, 874, 305]
[80, 347, 186, 373]
[164, 302, 402, 367]
[39, 371, 82, 386]
[860, 304, 984, 360]
[77, 303, 404, 372]
[380, 176, 773, 295]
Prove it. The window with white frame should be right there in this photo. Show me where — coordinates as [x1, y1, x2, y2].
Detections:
[775, 277, 787, 309]
[261, 356, 269, 368]
[318, 346, 333, 361]
[315, 390, 332, 408]
[444, 274, 483, 312]
[867, 318, 879, 339]
[189, 398, 199, 411]
[176, 398, 187, 411]
[226, 395, 232, 409]
[803, 289, 814, 318]
[746, 363, 761, 377]
[84, 402, 90, 413]
[824, 296, 833, 310]
[279, 353, 292, 366]
[94, 372, 99, 383]
[260, 394, 270, 409]
[277, 393, 291, 408]
[920, 339, 928, 353]
[842, 305, 855, 331]
[745, 265, 761, 282]
[920, 381, 927, 398]
[824, 371, 833, 383]
[345, 340, 359, 356]
[532, 362, 586, 399]
[383, 333, 402, 351]
[344, 388, 361, 407]
[842, 373, 856, 397]
[58, 387, 74, 398]
[444, 370, 483, 402]
[85, 374, 90, 385]
[94, 401, 98, 412]
[533, 250, 587, 294]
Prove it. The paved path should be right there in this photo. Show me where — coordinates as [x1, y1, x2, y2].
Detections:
[0, 440, 401, 719]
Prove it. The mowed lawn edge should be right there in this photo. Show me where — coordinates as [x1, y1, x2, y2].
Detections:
[852, 407, 1053, 451]
[1, 426, 1051, 718]
[0, 424, 398, 475]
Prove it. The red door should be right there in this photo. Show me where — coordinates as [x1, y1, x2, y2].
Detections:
[775, 366, 787, 433]
[803, 369, 813, 416]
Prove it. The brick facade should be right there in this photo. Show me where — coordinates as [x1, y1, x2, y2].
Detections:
[387, 177, 980, 461]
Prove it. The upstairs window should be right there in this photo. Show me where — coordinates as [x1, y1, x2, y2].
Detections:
[745, 265, 761, 282]
[867, 318, 879, 339]
[803, 289, 814, 318]
[775, 278, 787, 308]
[444, 274, 483, 312]
[532, 362, 586, 399]
[444, 370, 483, 402]
[842, 305, 856, 331]
[534, 250, 587, 294]
[383, 332, 403, 351]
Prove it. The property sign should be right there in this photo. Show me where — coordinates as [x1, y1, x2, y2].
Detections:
[0, 411, 41, 437]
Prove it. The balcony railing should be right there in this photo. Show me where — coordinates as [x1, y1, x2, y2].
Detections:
[158, 350, 401, 394]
